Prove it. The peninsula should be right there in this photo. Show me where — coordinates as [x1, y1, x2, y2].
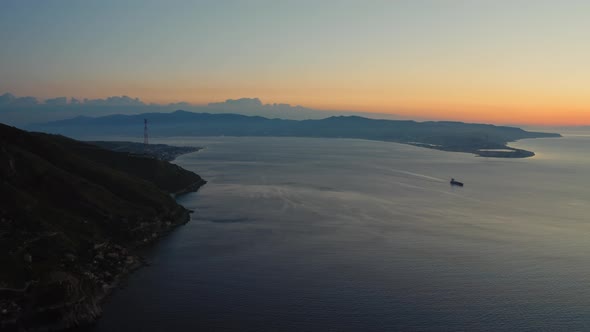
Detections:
[0, 123, 205, 330]
[87, 141, 201, 162]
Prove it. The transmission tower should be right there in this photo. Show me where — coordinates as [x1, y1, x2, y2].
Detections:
[143, 118, 149, 145]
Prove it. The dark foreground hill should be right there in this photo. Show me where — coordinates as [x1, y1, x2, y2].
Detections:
[0, 123, 205, 331]
[29, 111, 561, 157]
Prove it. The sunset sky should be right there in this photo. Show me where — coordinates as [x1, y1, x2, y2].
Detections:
[2, 0, 590, 125]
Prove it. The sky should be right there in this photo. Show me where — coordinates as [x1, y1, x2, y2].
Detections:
[1, 0, 590, 125]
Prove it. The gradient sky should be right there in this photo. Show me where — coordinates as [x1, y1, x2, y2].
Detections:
[2, 0, 590, 125]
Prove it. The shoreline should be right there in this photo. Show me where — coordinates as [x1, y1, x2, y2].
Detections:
[407, 143, 537, 158]
[82, 175, 208, 331]
[395, 134, 561, 158]
[0, 126, 209, 332]
[1, 203, 203, 332]
[79, 183, 207, 331]
[160, 135, 560, 159]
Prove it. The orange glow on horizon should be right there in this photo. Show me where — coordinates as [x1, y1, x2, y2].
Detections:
[3, 1, 590, 127]
[6, 78, 590, 126]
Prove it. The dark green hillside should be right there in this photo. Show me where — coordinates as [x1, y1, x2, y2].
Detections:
[0, 123, 205, 331]
[46, 136, 204, 195]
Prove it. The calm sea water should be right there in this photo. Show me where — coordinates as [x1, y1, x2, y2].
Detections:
[89, 134, 590, 331]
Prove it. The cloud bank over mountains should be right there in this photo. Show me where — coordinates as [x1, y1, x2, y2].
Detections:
[0, 94, 308, 110]
[0, 93, 405, 127]
[0, 93, 147, 107]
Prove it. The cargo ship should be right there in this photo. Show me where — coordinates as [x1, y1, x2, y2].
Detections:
[450, 178, 464, 187]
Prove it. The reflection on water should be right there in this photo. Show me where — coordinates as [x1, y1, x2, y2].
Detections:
[90, 135, 590, 331]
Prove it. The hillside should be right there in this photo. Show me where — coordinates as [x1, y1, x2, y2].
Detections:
[0, 123, 205, 330]
[29, 111, 561, 157]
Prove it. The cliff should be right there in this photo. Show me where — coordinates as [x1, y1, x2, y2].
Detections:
[0, 123, 205, 331]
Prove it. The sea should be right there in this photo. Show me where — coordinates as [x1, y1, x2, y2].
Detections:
[88, 132, 590, 331]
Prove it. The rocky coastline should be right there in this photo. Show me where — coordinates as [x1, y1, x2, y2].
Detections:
[0, 124, 206, 331]
[0, 207, 197, 331]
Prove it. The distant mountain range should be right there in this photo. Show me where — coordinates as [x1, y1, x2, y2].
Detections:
[28, 110, 561, 158]
[0, 94, 407, 126]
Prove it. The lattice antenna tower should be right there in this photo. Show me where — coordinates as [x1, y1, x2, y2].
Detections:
[144, 118, 149, 145]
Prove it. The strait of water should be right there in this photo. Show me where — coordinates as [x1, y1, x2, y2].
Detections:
[90, 134, 590, 331]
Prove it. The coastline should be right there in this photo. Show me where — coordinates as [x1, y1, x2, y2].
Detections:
[77, 149, 208, 331]
[72, 151, 208, 331]
[406, 136, 561, 158]
[0, 127, 209, 332]
[173, 179, 208, 198]
[1, 197, 204, 332]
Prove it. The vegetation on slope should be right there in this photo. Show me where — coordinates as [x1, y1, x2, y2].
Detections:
[0, 123, 205, 331]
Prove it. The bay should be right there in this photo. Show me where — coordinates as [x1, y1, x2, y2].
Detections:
[89, 134, 590, 331]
